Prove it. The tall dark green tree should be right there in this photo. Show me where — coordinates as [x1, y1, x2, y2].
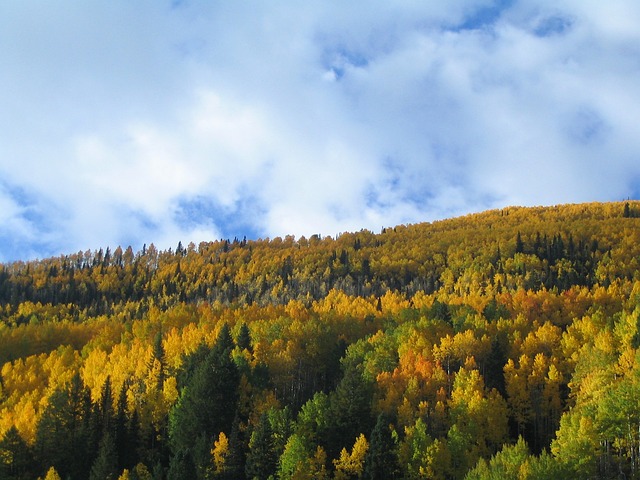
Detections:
[245, 413, 277, 480]
[515, 232, 525, 254]
[167, 449, 197, 480]
[327, 363, 374, 461]
[126, 407, 142, 471]
[222, 412, 247, 480]
[0, 426, 33, 480]
[363, 413, 400, 480]
[237, 323, 253, 352]
[169, 324, 240, 475]
[114, 382, 138, 471]
[89, 432, 118, 480]
[430, 299, 452, 325]
[34, 374, 93, 479]
[97, 376, 115, 436]
[150, 330, 166, 390]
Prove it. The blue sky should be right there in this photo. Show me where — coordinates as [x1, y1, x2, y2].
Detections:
[1, 1, 639, 262]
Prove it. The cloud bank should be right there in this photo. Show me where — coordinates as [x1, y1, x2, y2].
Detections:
[1, 1, 639, 261]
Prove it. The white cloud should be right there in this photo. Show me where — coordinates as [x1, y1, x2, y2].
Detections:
[1, 1, 640, 261]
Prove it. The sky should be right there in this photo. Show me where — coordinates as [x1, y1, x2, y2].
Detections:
[1, 1, 640, 262]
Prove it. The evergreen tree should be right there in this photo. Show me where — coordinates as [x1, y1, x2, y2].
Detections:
[245, 413, 277, 480]
[34, 374, 93, 479]
[167, 450, 197, 480]
[515, 232, 525, 254]
[169, 324, 240, 473]
[90, 432, 119, 480]
[150, 330, 166, 390]
[484, 333, 508, 395]
[237, 323, 253, 352]
[98, 376, 115, 436]
[0, 426, 33, 480]
[363, 414, 400, 480]
[430, 299, 452, 325]
[223, 412, 247, 480]
[126, 408, 142, 471]
[327, 364, 374, 460]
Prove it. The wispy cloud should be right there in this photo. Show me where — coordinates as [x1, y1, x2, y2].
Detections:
[1, 1, 639, 261]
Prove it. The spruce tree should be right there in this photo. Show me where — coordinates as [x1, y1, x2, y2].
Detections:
[0, 426, 33, 480]
[245, 413, 277, 480]
[90, 432, 119, 480]
[34, 374, 93, 479]
[237, 323, 253, 352]
[363, 413, 400, 480]
[327, 364, 373, 460]
[167, 450, 197, 480]
[169, 324, 240, 473]
[223, 413, 247, 480]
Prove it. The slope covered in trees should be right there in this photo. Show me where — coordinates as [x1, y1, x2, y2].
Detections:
[1, 201, 640, 479]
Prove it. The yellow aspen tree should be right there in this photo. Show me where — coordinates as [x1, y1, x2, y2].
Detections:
[211, 431, 229, 476]
[43, 466, 62, 480]
[504, 355, 532, 437]
[422, 439, 451, 480]
[131, 463, 153, 480]
[308, 446, 329, 480]
[333, 433, 369, 479]
[544, 362, 563, 442]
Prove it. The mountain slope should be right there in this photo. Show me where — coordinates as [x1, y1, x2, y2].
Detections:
[0, 201, 639, 479]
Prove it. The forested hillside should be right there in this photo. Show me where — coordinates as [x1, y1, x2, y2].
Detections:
[1, 201, 640, 479]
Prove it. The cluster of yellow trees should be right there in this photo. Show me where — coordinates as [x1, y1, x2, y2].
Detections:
[0, 201, 639, 479]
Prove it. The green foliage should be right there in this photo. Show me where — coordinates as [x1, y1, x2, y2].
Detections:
[464, 437, 529, 480]
[277, 433, 311, 480]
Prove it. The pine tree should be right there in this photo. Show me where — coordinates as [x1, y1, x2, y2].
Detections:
[363, 414, 400, 480]
[113, 383, 133, 470]
[328, 364, 374, 460]
[90, 432, 119, 480]
[223, 413, 247, 480]
[515, 232, 525, 254]
[430, 300, 452, 325]
[34, 374, 93, 479]
[167, 450, 197, 480]
[98, 376, 115, 436]
[245, 413, 277, 480]
[150, 330, 166, 390]
[237, 323, 253, 352]
[0, 426, 33, 480]
[169, 324, 240, 473]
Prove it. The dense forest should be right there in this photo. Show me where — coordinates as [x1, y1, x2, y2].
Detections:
[1, 201, 640, 479]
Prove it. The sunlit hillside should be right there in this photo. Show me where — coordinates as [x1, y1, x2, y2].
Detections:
[1, 201, 640, 479]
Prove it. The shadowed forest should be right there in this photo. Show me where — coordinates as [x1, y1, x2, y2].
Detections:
[1, 201, 640, 479]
